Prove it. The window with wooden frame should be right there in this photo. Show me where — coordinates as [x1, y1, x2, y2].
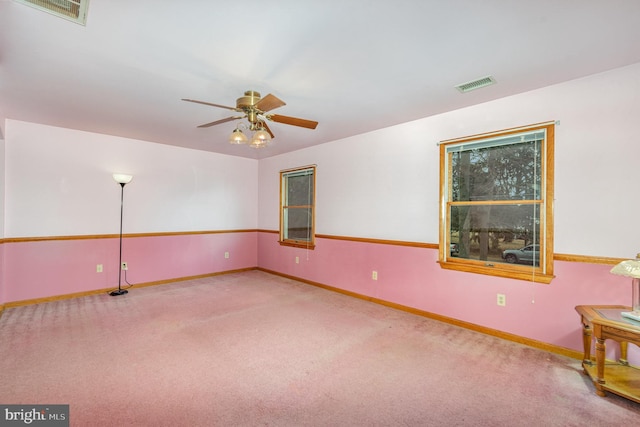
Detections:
[280, 166, 316, 249]
[439, 122, 555, 283]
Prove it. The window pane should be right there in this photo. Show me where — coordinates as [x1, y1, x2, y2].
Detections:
[283, 207, 312, 240]
[450, 139, 542, 202]
[449, 204, 540, 266]
[286, 174, 313, 206]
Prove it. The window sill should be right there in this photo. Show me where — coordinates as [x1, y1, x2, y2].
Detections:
[438, 260, 554, 284]
[278, 240, 316, 250]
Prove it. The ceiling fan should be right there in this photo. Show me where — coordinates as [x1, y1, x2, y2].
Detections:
[182, 90, 318, 148]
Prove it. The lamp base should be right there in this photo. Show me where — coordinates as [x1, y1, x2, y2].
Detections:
[109, 289, 128, 296]
[621, 311, 640, 322]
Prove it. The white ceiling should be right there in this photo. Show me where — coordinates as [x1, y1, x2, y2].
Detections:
[2, 1, 640, 159]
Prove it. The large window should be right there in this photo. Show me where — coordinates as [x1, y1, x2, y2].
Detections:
[280, 166, 316, 249]
[439, 123, 554, 283]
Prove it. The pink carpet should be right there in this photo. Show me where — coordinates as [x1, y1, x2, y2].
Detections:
[1, 270, 639, 426]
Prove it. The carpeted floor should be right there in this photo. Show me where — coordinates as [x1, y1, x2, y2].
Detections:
[1, 270, 639, 426]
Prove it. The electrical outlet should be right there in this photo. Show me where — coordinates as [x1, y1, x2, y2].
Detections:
[295, 256, 299, 264]
[372, 271, 378, 280]
[121, 262, 128, 271]
[497, 293, 506, 306]
[96, 264, 103, 273]
[224, 251, 229, 259]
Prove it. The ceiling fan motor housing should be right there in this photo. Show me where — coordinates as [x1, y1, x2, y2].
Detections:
[236, 90, 262, 125]
[236, 90, 261, 109]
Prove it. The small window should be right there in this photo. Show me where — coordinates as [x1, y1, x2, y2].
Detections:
[280, 166, 316, 249]
[439, 123, 554, 283]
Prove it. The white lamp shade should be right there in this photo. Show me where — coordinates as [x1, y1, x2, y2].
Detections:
[610, 255, 640, 279]
[113, 173, 133, 184]
[228, 129, 248, 145]
[249, 129, 271, 148]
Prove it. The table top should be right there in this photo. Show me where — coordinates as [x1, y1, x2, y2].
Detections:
[576, 305, 640, 332]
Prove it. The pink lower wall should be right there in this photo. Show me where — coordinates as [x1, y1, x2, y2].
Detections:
[0, 243, 5, 305]
[2, 229, 635, 363]
[2, 231, 257, 303]
[257, 232, 635, 361]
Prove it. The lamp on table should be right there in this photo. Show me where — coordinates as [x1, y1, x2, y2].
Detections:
[610, 254, 640, 322]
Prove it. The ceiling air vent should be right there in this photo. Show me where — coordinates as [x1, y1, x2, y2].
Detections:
[455, 76, 496, 93]
[15, 0, 89, 25]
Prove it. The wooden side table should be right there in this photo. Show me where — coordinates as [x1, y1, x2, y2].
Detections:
[575, 305, 640, 403]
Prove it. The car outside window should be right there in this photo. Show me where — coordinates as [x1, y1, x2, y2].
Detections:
[502, 245, 540, 264]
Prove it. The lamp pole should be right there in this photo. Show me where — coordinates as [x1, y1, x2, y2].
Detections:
[110, 174, 133, 296]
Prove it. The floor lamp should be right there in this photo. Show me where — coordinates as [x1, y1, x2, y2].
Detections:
[110, 173, 133, 296]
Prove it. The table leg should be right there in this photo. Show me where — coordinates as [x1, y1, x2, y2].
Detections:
[620, 341, 629, 366]
[595, 337, 606, 397]
[581, 319, 592, 366]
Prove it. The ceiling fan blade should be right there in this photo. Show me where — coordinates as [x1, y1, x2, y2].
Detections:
[268, 114, 318, 129]
[261, 121, 275, 139]
[182, 98, 239, 111]
[197, 116, 243, 128]
[255, 93, 286, 112]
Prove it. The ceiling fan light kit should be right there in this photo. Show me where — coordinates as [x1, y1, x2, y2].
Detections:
[183, 90, 318, 149]
[228, 122, 272, 148]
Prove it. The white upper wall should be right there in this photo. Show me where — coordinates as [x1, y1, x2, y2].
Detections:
[259, 62, 640, 259]
[4, 62, 639, 257]
[4, 121, 258, 237]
